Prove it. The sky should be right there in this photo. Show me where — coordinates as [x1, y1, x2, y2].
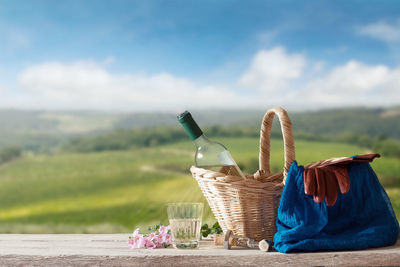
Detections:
[0, 0, 399, 111]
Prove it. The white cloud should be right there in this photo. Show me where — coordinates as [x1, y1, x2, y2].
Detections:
[312, 61, 325, 73]
[303, 61, 400, 106]
[307, 61, 389, 93]
[103, 56, 115, 66]
[0, 85, 5, 98]
[8, 46, 400, 111]
[358, 20, 400, 44]
[239, 46, 306, 92]
[0, 85, 19, 108]
[17, 61, 245, 111]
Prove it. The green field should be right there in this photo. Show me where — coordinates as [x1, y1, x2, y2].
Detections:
[0, 137, 398, 233]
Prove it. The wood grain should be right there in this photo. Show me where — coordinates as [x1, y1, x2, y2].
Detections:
[0, 234, 399, 266]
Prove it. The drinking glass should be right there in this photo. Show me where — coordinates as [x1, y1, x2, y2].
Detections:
[166, 202, 204, 249]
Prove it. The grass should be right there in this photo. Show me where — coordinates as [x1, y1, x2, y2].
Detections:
[0, 137, 398, 233]
[0, 146, 208, 233]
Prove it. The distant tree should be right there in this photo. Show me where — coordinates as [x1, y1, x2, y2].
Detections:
[0, 146, 22, 164]
[61, 123, 400, 159]
[373, 138, 400, 158]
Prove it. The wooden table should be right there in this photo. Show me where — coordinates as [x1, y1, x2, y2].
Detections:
[0, 234, 399, 266]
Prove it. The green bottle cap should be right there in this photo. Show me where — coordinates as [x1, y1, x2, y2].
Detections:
[177, 111, 203, 141]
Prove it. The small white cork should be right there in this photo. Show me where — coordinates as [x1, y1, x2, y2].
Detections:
[258, 240, 271, 252]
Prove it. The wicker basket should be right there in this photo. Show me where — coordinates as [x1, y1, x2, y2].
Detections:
[190, 107, 296, 241]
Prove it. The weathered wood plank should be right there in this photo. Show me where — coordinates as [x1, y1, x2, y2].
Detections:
[0, 234, 399, 266]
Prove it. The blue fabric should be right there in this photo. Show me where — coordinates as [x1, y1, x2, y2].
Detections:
[274, 160, 399, 253]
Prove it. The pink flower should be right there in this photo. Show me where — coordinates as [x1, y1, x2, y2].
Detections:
[144, 237, 156, 249]
[131, 228, 145, 248]
[159, 225, 168, 235]
[135, 235, 146, 248]
[155, 234, 164, 247]
[148, 232, 156, 241]
[128, 239, 135, 249]
[165, 234, 172, 245]
[129, 225, 172, 249]
[132, 228, 140, 237]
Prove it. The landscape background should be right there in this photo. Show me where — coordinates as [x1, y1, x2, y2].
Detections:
[0, 107, 399, 233]
[1, 0, 399, 233]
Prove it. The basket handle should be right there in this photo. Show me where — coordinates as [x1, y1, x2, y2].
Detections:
[259, 107, 295, 180]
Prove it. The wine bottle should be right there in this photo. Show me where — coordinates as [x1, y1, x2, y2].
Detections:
[178, 111, 245, 178]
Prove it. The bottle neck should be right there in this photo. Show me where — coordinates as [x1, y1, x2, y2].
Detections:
[193, 134, 208, 147]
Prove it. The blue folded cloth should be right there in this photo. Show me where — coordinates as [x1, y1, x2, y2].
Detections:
[274, 160, 399, 253]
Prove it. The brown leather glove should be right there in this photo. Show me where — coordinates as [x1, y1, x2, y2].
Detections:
[304, 154, 380, 206]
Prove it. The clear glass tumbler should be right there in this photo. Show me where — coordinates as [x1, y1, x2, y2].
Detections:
[166, 202, 204, 249]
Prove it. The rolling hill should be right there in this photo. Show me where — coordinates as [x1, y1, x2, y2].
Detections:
[0, 106, 399, 151]
[0, 137, 398, 233]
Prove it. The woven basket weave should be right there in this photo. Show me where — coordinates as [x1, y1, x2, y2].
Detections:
[190, 107, 296, 241]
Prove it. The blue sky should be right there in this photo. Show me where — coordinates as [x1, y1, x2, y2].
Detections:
[0, 0, 399, 111]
